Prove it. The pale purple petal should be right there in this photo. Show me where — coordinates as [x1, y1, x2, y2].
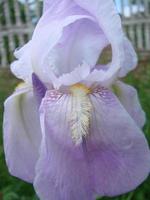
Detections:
[34, 87, 150, 199]
[89, 88, 150, 196]
[51, 62, 91, 88]
[31, 1, 109, 84]
[43, 0, 62, 13]
[3, 86, 41, 182]
[31, 14, 97, 83]
[34, 90, 95, 200]
[34, 128, 94, 200]
[42, 0, 90, 22]
[11, 41, 33, 83]
[11, 0, 136, 86]
[118, 38, 137, 77]
[43, 0, 75, 15]
[74, 0, 137, 84]
[113, 81, 146, 128]
[46, 19, 107, 76]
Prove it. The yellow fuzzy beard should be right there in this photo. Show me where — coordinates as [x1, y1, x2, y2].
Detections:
[70, 84, 92, 145]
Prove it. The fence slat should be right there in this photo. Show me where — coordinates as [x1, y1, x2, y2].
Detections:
[137, 24, 143, 50]
[145, 23, 150, 50]
[18, 33, 24, 46]
[143, 0, 150, 17]
[128, 0, 133, 17]
[8, 33, 15, 52]
[3, 0, 11, 27]
[14, 0, 22, 26]
[25, 0, 33, 28]
[120, 0, 125, 18]
[0, 37, 8, 67]
[128, 25, 136, 46]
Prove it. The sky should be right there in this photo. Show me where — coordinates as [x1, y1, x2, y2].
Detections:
[115, 0, 144, 17]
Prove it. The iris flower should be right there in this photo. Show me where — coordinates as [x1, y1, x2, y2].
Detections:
[3, 0, 150, 199]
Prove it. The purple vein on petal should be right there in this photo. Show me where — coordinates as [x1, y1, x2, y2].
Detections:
[32, 73, 47, 104]
[82, 137, 89, 162]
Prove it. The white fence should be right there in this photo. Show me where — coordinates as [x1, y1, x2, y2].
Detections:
[119, 0, 150, 52]
[0, 0, 42, 67]
[0, 0, 150, 67]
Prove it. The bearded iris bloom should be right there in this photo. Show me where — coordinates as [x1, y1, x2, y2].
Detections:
[3, 0, 150, 199]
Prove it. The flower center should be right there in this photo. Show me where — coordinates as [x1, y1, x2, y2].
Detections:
[69, 83, 92, 145]
[70, 83, 91, 96]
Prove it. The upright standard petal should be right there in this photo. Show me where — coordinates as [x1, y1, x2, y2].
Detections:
[3, 85, 41, 182]
[31, 14, 97, 82]
[46, 18, 107, 76]
[34, 87, 150, 199]
[43, 0, 62, 12]
[118, 38, 137, 77]
[51, 62, 91, 88]
[113, 81, 146, 128]
[31, 11, 108, 83]
[43, 0, 73, 14]
[74, 0, 137, 84]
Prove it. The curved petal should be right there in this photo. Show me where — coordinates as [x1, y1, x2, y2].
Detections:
[34, 87, 150, 199]
[43, 0, 63, 13]
[31, 2, 108, 83]
[31, 14, 97, 83]
[34, 132, 94, 200]
[118, 38, 137, 77]
[113, 81, 146, 128]
[34, 90, 95, 200]
[50, 62, 91, 88]
[74, 0, 137, 84]
[11, 41, 33, 83]
[43, 0, 74, 14]
[3, 86, 41, 182]
[46, 19, 108, 76]
[10, 0, 91, 83]
[89, 88, 150, 196]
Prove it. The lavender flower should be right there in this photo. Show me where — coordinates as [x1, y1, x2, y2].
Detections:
[3, 0, 150, 199]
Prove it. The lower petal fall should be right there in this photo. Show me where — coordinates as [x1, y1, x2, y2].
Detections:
[34, 86, 150, 200]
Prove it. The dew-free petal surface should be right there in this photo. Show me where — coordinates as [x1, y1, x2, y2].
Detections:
[114, 81, 146, 128]
[3, 86, 41, 182]
[34, 87, 150, 199]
